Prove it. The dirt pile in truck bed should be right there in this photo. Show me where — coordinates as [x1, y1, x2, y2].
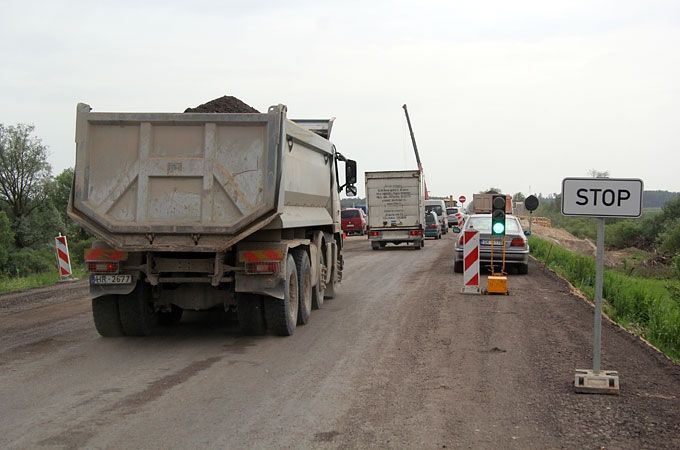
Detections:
[184, 96, 259, 113]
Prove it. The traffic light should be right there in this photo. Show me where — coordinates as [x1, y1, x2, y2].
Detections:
[491, 194, 506, 236]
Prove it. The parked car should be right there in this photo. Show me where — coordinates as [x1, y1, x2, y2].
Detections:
[425, 199, 449, 234]
[424, 211, 442, 239]
[341, 208, 367, 235]
[446, 207, 464, 228]
[453, 214, 530, 274]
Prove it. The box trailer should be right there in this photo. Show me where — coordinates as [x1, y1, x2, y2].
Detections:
[365, 170, 424, 250]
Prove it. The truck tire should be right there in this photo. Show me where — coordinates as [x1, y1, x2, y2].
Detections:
[371, 241, 380, 250]
[293, 248, 312, 325]
[453, 260, 463, 273]
[157, 305, 183, 326]
[237, 293, 266, 335]
[313, 241, 326, 309]
[265, 254, 299, 336]
[118, 281, 156, 336]
[324, 242, 338, 300]
[92, 295, 124, 337]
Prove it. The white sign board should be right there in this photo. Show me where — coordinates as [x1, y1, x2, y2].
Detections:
[562, 178, 643, 217]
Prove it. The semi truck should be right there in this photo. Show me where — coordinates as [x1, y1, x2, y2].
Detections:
[68, 103, 357, 337]
[471, 193, 513, 214]
[365, 170, 425, 250]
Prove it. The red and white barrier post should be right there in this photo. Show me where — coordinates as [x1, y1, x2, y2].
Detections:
[55, 234, 72, 279]
[461, 229, 481, 294]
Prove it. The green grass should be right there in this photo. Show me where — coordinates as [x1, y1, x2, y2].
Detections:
[0, 267, 86, 294]
[529, 236, 680, 362]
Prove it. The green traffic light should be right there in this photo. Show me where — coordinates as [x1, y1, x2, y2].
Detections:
[493, 222, 505, 234]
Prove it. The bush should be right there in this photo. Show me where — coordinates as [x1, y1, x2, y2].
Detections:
[4, 247, 56, 276]
[606, 220, 644, 249]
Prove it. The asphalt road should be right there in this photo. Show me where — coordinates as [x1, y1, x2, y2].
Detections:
[1, 235, 679, 449]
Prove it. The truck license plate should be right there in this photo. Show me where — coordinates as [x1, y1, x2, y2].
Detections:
[91, 274, 132, 285]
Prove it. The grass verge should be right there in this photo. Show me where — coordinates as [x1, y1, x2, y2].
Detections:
[529, 236, 680, 362]
[0, 268, 86, 295]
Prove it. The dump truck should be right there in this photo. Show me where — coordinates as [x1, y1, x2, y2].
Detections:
[68, 103, 357, 337]
[471, 193, 513, 214]
[365, 170, 425, 250]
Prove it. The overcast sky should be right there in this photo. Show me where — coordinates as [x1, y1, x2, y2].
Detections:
[1, 0, 679, 200]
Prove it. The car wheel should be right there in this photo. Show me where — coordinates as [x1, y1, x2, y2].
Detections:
[517, 263, 529, 275]
[453, 260, 463, 273]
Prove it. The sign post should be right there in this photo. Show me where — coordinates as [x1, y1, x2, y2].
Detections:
[562, 177, 643, 395]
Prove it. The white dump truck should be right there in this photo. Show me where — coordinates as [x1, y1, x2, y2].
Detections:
[365, 170, 425, 250]
[68, 103, 357, 337]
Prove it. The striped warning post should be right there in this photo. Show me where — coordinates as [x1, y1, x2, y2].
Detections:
[461, 229, 481, 294]
[55, 235, 72, 279]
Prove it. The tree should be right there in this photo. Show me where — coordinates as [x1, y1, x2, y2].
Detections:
[0, 124, 52, 246]
[480, 187, 501, 194]
[588, 169, 609, 178]
[513, 192, 526, 202]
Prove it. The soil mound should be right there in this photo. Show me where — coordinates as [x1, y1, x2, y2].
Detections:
[184, 96, 259, 113]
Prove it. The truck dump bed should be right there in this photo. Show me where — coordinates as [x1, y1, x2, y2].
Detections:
[68, 103, 337, 251]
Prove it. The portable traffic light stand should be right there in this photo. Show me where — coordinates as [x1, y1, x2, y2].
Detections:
[486, 237, 508, 295]
[486, 195, 509, 295]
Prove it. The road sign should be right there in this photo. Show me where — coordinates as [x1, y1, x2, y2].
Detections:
[524, 195, 539, 212]
[561, 178, 643, 217]
[562, 177, 643, 395]
[458, 195, 466, 204]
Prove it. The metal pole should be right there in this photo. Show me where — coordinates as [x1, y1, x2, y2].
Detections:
[529, 211, 533, 235]
[593, 217, 605, 373]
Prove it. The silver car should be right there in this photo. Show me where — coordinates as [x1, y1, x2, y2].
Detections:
[453, 214, 530, 274]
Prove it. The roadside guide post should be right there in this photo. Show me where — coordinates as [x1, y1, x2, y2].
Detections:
[562, 177, 643, 395]
[55, 234, 73, 281]
[461, 229, 481, 294]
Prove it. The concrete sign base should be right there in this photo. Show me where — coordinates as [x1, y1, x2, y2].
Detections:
[574, 369, 620, 395]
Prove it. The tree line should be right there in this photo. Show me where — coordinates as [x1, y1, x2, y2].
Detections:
[0, 124, 91, 277]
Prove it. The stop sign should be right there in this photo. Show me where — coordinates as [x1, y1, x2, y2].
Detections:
[459, 195, 466, 203]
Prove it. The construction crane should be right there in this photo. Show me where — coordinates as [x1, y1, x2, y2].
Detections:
[402, 104, 429, 199]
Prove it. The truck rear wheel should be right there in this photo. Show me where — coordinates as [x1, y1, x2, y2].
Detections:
[92, 295, 124, 337]
[118, 281, 156, 336]
[265, 254, 298, 336]
[313, 242, 326, 309]
[237, 293, 266, 335]
[293, 249, 312, 325]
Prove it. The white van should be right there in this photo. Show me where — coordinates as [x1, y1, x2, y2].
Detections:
[424, 199, 449, 234]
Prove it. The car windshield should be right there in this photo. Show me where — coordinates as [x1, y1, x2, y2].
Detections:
[446, 208, 458, 215]
[465, 216, 521, 233]
[425, 205, 443, 216]
[341, 210, 359, 219]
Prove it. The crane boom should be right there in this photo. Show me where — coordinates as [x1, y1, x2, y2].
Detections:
[402, 104, 429, 199]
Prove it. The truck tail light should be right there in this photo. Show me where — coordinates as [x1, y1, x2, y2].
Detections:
[88, 261, 119, 273]
[245, 261, 279, 275]
[369, 231, 381, 237]
[510, 238, 526, 247]
[409, 229, 423, 236]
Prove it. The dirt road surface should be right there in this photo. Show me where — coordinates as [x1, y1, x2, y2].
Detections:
[1, 235, 679, 449]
